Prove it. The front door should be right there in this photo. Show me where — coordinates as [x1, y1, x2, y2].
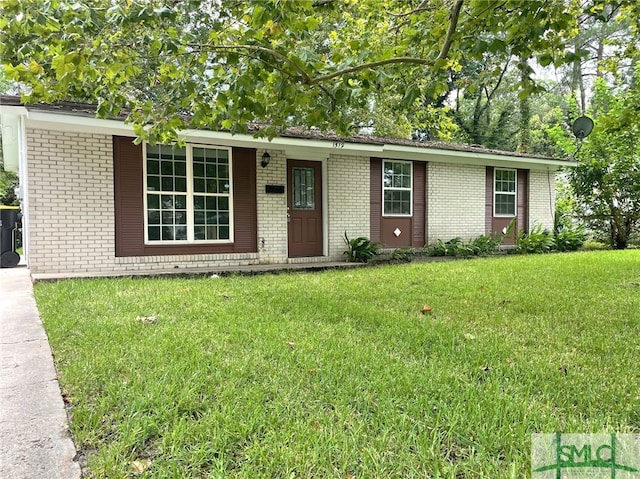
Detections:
[287, 160, 323, 257]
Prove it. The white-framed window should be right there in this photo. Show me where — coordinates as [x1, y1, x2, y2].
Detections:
[144, 143, 233, 244]
[494, 168, 516, 216]
[383, 160, 412, 216]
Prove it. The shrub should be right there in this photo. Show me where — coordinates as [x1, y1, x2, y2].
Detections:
[470, 234, 502, 255]
[425, 234, 501, 258]
[581, 240, 609, 251]
[516, 224, 554, 254]
[427, 237, 470, 257]
[554, 224, 588, 252]
[390, 247, 416, 263]
[553, 211, 588, 252]
[343, 232, 382, 263]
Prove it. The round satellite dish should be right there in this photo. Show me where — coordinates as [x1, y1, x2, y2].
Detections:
[572, 116, 594, 139]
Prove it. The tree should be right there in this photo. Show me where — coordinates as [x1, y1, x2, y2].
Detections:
[570, 75, 640, 249]
[1, 0, 618, 143]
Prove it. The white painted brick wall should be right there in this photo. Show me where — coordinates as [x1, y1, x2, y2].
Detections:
[327, 154, 370, 259]
[255, 148, 288, 263]
[26, 129, 115, 274]
[528, 168, 556, 231]
[427, 162, 486, 242]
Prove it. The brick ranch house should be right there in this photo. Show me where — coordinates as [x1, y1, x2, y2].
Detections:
[1, 97, 573, 277]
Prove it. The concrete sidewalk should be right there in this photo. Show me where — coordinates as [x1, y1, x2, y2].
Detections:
[0, 266, 81, 479]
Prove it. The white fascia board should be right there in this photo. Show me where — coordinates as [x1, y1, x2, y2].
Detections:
[24, 110, 574, 169]
[25, 111, 135, 136]
[183, 129, 385, 158]
[380, 144, 575, 170]
[0, 105, 29, 116]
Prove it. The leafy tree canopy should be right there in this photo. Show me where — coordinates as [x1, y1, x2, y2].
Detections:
[1, 0, 638, 144]
[570, 72, 640, 249]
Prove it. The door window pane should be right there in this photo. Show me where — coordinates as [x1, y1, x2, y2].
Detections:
[292, 167, 315, 210]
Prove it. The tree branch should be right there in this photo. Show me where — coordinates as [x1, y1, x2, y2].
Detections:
[188, 1, 464, 90]
[435, 0, 464, 63]
[194, 44, 313, 82]
[310, 57, 433, 84]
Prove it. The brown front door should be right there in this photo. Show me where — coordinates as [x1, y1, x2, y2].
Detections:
[287, 160, 323, 257]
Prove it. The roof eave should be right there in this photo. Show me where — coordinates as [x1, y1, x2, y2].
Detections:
[15, 109, 575, 169]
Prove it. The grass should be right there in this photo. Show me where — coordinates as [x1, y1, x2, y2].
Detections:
[34, 251, 640, 478]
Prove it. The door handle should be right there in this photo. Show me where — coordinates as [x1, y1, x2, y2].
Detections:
[287, 213, 291, 223]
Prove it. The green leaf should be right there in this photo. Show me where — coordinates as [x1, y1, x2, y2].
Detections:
[538, 53, 553, 67]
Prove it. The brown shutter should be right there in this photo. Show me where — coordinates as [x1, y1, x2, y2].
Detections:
[113, 137, 257, 256]
[370, 158, 382, 242]
[517, 169, 529, 234]
[231, 147, 258, 252]
[113, 136, 144, 256]
[412, 161, 426, 247]
[485, 166, 494, 235]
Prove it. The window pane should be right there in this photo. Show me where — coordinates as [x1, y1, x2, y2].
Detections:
[175, 211, 187, 225]
[174, 195, 186, 209]
[175, 161, 186, 177]
[147, 176, 160, 191]
[175, 226, 187, 240]
[161, 161, 173, 175]
[147, 160, 160, 174]
[148, 210, 160, 225]
[193, 162, 205, 178]
[162, 211, 173, 225]
[495, 193, 516, 215]
[292, 167, 315, 210]
[161, 177, 173, 191]
[175, 177, 187, 192]
[148, 226, 160, 241]
[146, 145, 160, 159]
[162, 226, 174, 240]
[147, 194, 160, 210]
[194, 178, 205, 193]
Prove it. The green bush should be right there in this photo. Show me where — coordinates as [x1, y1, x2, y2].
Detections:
[426, 234, 501, 257]
[390, 247, 416, 263]
[470, 234, 502, 255]
[554, 224, 588, 252]
[427, 238, 469, 257]
[581, 240, 609, 251]
[343, 232, 382, 263]
[516, 224, 554, 254]
[553, 211, 588, 252]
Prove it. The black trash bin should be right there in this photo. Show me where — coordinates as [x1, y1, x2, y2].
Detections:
[0, 205, 21, 268]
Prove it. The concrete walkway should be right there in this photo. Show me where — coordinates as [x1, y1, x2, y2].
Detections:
[0, 266, 81, 479]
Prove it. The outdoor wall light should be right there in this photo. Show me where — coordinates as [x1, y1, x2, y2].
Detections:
[261, 151, 271, 168]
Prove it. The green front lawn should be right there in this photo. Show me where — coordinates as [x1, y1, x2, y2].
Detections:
[35, 251, 640, 478]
